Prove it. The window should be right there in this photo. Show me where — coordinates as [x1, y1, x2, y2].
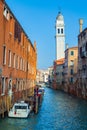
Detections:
[61, 28, 63, 34]
[8, 50, 11, 67]
[22, 58, 23, 70]
[13, 53, 16, 68]
[3, 46, 6, 65]
[16, 80, 19, 91]
[82, 65, 86, 74]
[20, 57, 22, 70]
[1, 77, 5, 95]
[9, 15, 13, 35]
[15, 106, 27, 109]
[25, 62, 26, 72]
[70, 60, 74, 66]
[70, 77, 73, 83]
[70, 51, 74, 55]
[70, 69, 74, 75]
[23, 81, 25, 90]
[17, 56, 19, 69]
[83, 32, 86, 39]
[28, 63, 30, 71]
[16, 55, 18, 69]
[3, 6, 9, 20]
[23, 59, 24, 71]
[21, 80, 23, 90]
[23, 34, 24, 46]
[14, 21, 21, 42]
[58, 28, 60, 34]
[82, 44, 85, 52]
[86, 42, 87, 52]
[80, 47, 82, 56]
[8, 79, 12, 92]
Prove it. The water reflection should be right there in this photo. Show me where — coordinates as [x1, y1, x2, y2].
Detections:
[0, 88, 87, 130]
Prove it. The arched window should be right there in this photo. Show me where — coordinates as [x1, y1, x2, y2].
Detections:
[58, 29, 60, 34]
[61, 28, 63, 34]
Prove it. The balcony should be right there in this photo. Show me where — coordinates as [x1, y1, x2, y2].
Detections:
[82, 64, 86, 70]
[81, 52, 87, 58]
[55, 72, 59, 76]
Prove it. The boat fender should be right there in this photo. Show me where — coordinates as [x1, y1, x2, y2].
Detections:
[14, 111, 16, 114]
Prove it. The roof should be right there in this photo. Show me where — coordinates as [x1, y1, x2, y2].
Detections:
[54, 58, 65, 65]
[78, 28, 87, 37]
[4, 1, 35, 51]
[65, 46, 78, 52]
[56, 12, 64, 21]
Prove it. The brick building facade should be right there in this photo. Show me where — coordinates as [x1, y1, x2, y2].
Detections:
[0, 0, 37, 116]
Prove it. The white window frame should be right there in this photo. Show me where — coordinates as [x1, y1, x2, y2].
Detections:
[3, 46, 6, 65]
[20, 57, 22, 70]
[8, 50, 11, 67]
[25, 61, 26, 72]
[16, 55, 18, 69]
[17, 56, 19, 69]
[70, 60, 74, 66]
[13, 53, 16, 68]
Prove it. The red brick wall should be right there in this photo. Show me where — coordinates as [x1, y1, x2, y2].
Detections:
[0, 1, 37, 99]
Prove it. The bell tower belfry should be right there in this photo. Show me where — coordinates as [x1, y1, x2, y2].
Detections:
[55, 12, 65, 60]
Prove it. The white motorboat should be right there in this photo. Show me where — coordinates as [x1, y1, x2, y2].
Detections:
[38, 87, 45, 94]
[8, 101, 32, 118]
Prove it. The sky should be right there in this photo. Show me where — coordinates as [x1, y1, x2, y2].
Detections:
[5, 0, 87, 69]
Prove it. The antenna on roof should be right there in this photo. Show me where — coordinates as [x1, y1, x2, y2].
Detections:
[58, 6, 61, 13]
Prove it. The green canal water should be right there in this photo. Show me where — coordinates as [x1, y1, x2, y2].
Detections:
[0, 87, 87, 130]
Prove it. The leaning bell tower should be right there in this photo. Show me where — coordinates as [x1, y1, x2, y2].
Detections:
[55, 12, 65, 60]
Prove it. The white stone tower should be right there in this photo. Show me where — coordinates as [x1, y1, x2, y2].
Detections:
[55, 12, 65, 60]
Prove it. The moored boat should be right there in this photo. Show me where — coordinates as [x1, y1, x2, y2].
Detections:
[8, 101, 32, 118]
[38, 87, 45, 94]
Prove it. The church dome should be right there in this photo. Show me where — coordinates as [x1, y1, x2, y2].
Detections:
[56, 12, 64, 21]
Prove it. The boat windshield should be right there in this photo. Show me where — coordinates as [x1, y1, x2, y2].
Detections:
[15, 106, 27, 109]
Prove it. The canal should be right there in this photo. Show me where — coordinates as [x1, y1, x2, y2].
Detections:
[0, 87, 87, 130]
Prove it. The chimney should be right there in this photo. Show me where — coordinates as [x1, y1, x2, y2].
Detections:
[79, 19, 83, 33]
